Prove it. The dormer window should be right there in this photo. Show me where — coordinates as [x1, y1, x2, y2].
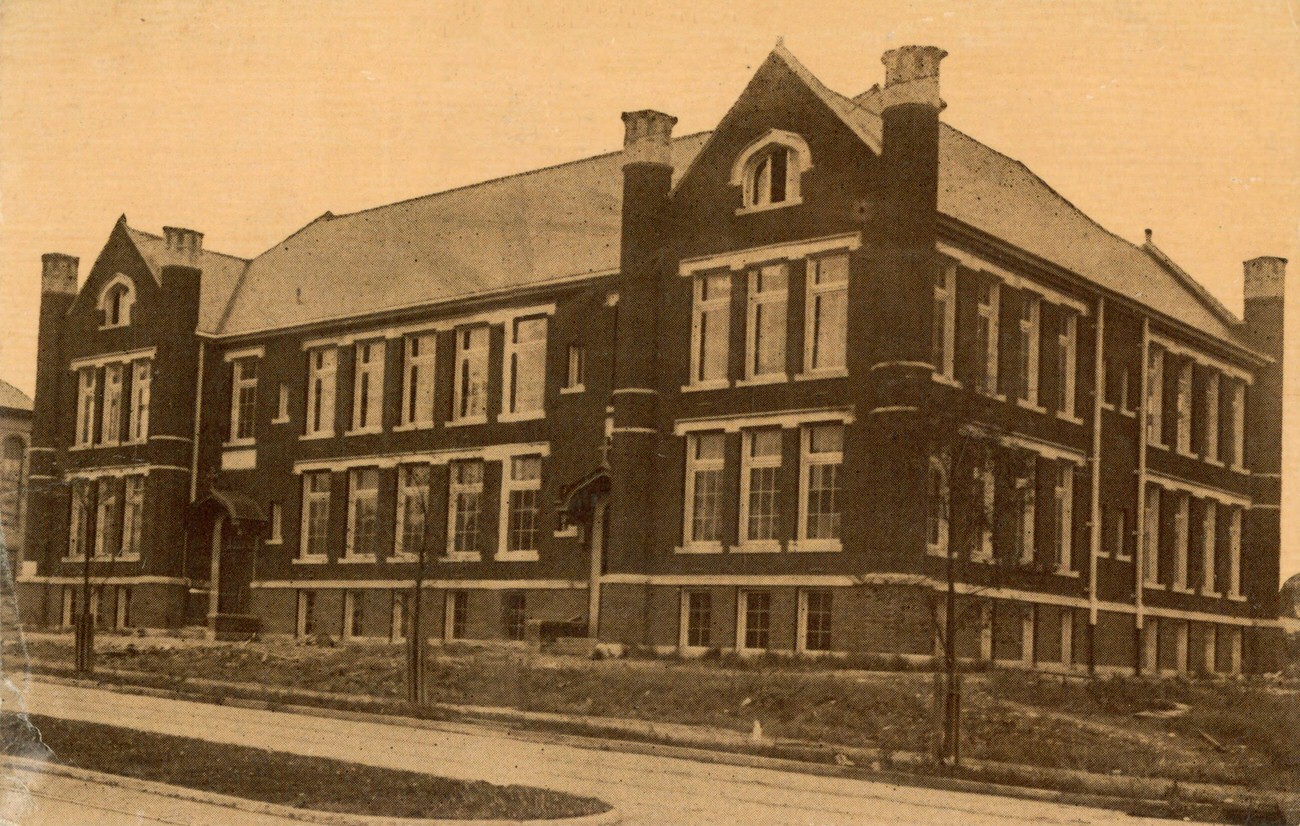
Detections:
[97, 274, 136, 328]
[731, 129, 813, 215]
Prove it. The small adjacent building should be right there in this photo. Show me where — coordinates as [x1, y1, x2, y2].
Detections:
[1, 378, 33, 571]
[17, 43, 1287, 674]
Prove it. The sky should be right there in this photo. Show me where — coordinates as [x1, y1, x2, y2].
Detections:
[0, 0, 1297, 575]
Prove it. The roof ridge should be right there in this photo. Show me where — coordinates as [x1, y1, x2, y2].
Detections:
[938, 124, 1170, 273]
[329, 130, 714, 224]
[1141, 238, 1240, 326]
[125, 223, 250, 264]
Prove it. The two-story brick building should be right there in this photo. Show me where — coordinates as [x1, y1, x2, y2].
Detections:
[18, 43, 1286, 674]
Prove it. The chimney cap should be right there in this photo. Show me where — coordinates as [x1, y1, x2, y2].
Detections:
[621, 109, 677, 168]
[40, 252, 79, 295]
[1243, 256, 1287, 301]
[879, 45, 946, 111]
[163, 226, 204, 254]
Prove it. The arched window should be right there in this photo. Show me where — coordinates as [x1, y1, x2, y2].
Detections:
[730, 129, 813, 213]
[926, 457, 949, 556]
[97, 274, 136, 328]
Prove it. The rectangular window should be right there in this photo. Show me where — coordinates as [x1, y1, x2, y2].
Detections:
[448, 460, 484, 558]
[68, 480, 91, 559]
[1143, 485, 1161, 585]
[1202, 500, 1217, 594]
[1228, 507, 1242, 598]
[972, 455, 995, 562]
[1204, 371, 1220, 461]
[344, 591, 366, 639]
[931, 262, 956, 379]
[976, 280, 1000, 394]
[61, 586, 74, 628]
[1017, 294, 1040, 406]
[1060, 609, 1074, 668]
[391, 592, 409, 643]
[128, 360, 151, 442]
[1228, 626, 1242, 675]
[1204, 626, 1217, 675]
[503, 455, 542, 557]
[805, 254, 848, 373]
[507, 316, 547, 416]
[1175, 620, 1189, 674]
[683, 432, 725, 548]
[1114, 507, 1131, 561]
[401, 333, 436, 427]
[682, 591, 711, 648]
[926, 459, 948, 556]
[345, 467, 379, 559]
[1053, 463, 1073, 571]
[564, 344, 585, 391]
[305, 347, 338, 436]
[1176, 360, 1193, 454]
[1142, 619, 1159, 674]
[1146, 347, 1164, 446]
[739, 591, 771, 651]
[297, 590, 316, 637]
[230, 357, 258, 442]
[740, 429, 781, 547]
[799, 423, 843, 550]
[101, 363, 123, 445]
[1057, 312, 1077, 416]
[446, 591, 468, 641]
[94, 477, 121, 558]
[453, 326, 489, 422]
[799, 590, 833, 653]
[503, 592, 526, 641]
[1230, 382, 1245, 469]
[121, 475, 144, 557]
[691, 272, 731, 385]
[1017, 459, 1036, 565]
[1173, 493, 1190, 589]
[76, 368, 97, 447]
[275, 382, 290, 422]
[746, 263, 787, 380]
[351, 340, 385, 432]
[394, 464, 429, 561]
[268, 501, 283, 544]
[300, 471, 331, 560]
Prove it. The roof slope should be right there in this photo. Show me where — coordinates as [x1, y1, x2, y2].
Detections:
[212, 45, 1241, 348]
[122, 222, 250, 334]
[217, 136, 709, 336]
[0, 379, 33, 414]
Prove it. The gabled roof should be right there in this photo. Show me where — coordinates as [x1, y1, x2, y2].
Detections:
[210, 44, 1245, 350]
[216, 136, 708, 336]
[120, 218, 250, 334]
[0, 379, 33, 414]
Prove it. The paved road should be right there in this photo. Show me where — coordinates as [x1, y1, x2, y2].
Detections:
[2, 764, 304, 826]
[17, 679, 1215, 825]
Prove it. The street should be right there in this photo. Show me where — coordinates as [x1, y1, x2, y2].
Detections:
[7, 678, 1222, 825]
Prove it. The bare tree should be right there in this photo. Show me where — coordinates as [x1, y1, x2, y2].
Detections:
[922, 387, 1016, 768]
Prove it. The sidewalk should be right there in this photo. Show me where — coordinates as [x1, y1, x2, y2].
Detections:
[13, 654, 1299, 825]
[15, 676, 1261, 826]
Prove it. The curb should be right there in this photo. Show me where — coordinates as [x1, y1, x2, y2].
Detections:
[20, 668, 1300, 825]
[1, 755, 621, 826]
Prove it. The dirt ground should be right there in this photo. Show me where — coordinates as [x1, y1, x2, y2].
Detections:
[6, 631, 1297, 792]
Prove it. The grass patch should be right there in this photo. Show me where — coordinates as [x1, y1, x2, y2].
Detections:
[1, 712, 606, 820]
[8, 636, 1298, 792]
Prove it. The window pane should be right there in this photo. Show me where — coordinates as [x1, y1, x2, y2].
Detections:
[744, 592, 771, 649]
[805, 591, 833, 651]
[806, 463, 841, 540]
[747, 466, 780, 541]
[809, 424, 843, 454]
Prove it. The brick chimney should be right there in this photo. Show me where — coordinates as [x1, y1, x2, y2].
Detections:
[867, 45, 947, 398]
[163, 226, 204, 258]
[28, 252, 80, 575]
[1240, 257, 1285, 630]
[605, 108, 677, 602]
